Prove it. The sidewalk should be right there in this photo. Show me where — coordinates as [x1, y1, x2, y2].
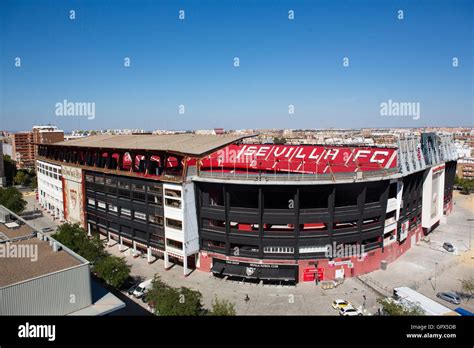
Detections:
[104, 239, 378, 315]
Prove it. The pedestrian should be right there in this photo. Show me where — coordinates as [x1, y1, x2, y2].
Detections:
[244, 294, 250, 303]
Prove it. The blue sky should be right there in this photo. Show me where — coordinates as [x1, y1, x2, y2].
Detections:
[0, 0, 472, 132]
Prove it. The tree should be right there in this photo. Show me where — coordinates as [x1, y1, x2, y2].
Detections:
[14, 171, 28, 186]
[273, 137, 287, 145]
[94, 256, 131, 288]
[147, 277, 204, 316]
[461, 278, 474, 302]
[0, 186, 27, 213]
[3, 155, 17, 185]
[52, 223, 106, 264]
[209, 296, 236, 316]
[377, 298, 424, 316]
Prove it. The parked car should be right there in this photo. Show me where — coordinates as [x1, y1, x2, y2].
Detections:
[127, 283, 139, 295]
[133, 279, 154, 298]
[41, 227, 54, 233]
[443, 242, 454, 252]
[332, 299, 351, 310]
[339, 306, 363, 316]
[437, 291, 461, 305]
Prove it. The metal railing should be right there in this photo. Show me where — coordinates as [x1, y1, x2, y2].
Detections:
[197, 167, 399, 182]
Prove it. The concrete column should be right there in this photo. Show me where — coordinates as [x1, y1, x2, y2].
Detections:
[87, 223, 92, 237]
[119, 236, 124, 252]
[183, 255, 188, 277]
[133, 240, 137, 254]
[147, 247, 153, 263]
[164, 251, 170, 269]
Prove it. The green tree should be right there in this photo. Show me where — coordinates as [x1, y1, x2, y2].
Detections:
[94, 255, 131, 288]
[30, 177, 38, 190]
[273, 137, 287, 145]
[0, 186, 27, 213]
[377, 298, 424, 316]
[209, 296, 236, 316]
[147, 277, 204, 316]
[3, 155, 17, 185]
[52, 223, 106, 264]
[14, 170, 31, 186]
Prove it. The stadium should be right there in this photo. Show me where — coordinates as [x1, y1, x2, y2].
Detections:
[36, 132, 457, 284]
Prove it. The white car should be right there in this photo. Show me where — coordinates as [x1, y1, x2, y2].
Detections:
[339, 306, 363, 316]
[132, 279, 153, 298]
[332, 299, 351, 310]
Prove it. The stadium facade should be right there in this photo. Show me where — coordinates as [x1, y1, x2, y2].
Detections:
[36, 132, 457, 283]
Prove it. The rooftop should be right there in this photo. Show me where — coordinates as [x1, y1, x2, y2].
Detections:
[0, 237, 83, 288]
[51, 134, 254, 157]
[0, 207, 87, 288]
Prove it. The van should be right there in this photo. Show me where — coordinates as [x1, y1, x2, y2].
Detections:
[132, 279, 153, 298]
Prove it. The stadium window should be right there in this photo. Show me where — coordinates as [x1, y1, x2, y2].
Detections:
[97, 201, 106, 210]
[95, 176, 105, 185]
[202, 185, 224, 206]
[166, 239, 183, 249]
[365, 181, 386, 203]
[108, 204, 118, 214]
[147, 194, 162, 205]
[134, 211, 146, 220]
[165, 188, 181, 198]
[335, 183, 361, 207]
[230, 243, 259, 253]
[166, 218, 182, 230]
[229, 187, 258, 209]
[132, 183, 146, 191]
[118, 180, 130, 189]
[389, 182, 398, 199]
[165, 198, 181, 209]
[149, 185, 162, 194]
[264, 189, 295, 209]
[87, 198, 95, 206]
[263, 246, 294, 254]
[203, 239, 226, 250]
[300, 186, 330, 209]
[132, 190, 146, 201]
[121, 208, 131, 217]
[85, 174, 94, 182]
[149, 215, 163, 225]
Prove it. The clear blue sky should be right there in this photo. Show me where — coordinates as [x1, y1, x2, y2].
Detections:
[0, 0, 472, 132]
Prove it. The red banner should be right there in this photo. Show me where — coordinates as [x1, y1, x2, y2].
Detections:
[200, 144, 397, 174]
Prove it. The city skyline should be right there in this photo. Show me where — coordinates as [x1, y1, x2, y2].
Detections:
[1, 0, 473, 132]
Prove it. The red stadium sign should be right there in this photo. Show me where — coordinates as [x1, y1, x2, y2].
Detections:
[200, 144, 397, 174]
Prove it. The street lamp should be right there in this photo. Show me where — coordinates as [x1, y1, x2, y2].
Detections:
[434, 262, 438, 290]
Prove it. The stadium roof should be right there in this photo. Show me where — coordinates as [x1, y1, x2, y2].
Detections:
[49, 134, 254, 157]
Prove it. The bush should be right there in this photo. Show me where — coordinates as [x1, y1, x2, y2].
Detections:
[209, 297, 236, 316]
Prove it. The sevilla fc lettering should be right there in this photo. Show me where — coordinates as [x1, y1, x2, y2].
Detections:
[200, 144, 397, 174]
